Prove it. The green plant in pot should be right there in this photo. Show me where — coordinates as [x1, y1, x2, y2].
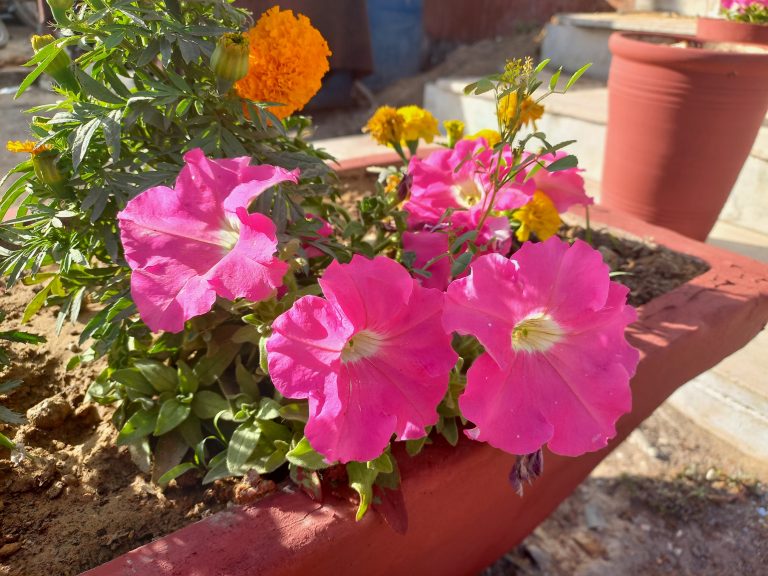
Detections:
[698, 0, 768, 44]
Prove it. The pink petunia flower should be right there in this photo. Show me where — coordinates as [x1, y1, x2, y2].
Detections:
[118, 148, 298, 333]
[267, 255, 458, 463]
[404, 138, 533, 240]
[722, 0, 768, 10]
[443, 237, 639, 457]
[520, 151, 593, 213]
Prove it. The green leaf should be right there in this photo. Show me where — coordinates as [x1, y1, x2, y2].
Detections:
[177, 360, 199, 394]
[134, 359, 177, 393]
[406, 436, 429, 457]
[564, 63, 592, 93]
[0, 432, 15, 450]
[70, 118, 100, 172]
[545, 154, 579, 172]
[0, 330, 45, 345]
[278, 402, 308, 423]
[191, 390, 229, 419]
[440, 417, 459, 446]
[347, 461, 379, 521]
[15, 45, 63, 99]
[534, 58, 551, 74]
[117, 408, 158, 445]
[202, 451, 230, 484]
[0, 405, 26, 425]
[450, 231, 477, 254]
[450, 252, 473, 278]
[22, 279, 54, 323]
[235, 357, 260, 399]
[73, 68, 125, 104]
[112, 368, 154, 398]
[286, 437, 328, 470]
[157, 462, 198, 488]
[0, 379, 23, 394]
[549, 67, 562, 92]
[154, 397, 191, 436]
[258, 336, 269, 374]
[368, 452, 394, 474]
[193, 342, 240, 386]
[226, 420, 261, 475]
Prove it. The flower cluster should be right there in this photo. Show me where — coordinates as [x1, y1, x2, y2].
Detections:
[2, 0, 638, 520]
[235, 6, 331, 119]
[363, 105, 440, 152]
[721, 0, 768, 22]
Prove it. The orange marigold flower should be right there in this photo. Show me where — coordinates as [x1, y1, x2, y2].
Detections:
[6, 140, 52, 155]
[235, 7, 331, 120]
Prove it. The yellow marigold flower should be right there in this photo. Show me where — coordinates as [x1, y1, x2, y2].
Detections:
[513, 191, 562, 242]
[6, 140, 51, 155]
[384, 173, 403, 194]
[443, 119, 465, 147]
[466, 129, 501, 147]
[397, 106, 440, 144]
[498, 93, 545, 130]
[235, 7, 331, 120]
[363, 106, 405, 146]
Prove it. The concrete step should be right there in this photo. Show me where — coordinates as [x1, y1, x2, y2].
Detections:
[424, 77, 768, 236]
[541, 12, 697, 79]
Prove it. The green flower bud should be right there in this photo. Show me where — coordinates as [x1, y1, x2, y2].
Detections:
[32, 151, 65, 188]
[210, 33, 250, 83]
[31, 35, 79, 93]
[46, 0, 73, 24]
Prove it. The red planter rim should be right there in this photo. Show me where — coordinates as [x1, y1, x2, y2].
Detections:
[609, 31, 768, 73]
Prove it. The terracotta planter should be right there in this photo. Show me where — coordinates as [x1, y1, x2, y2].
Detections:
[80, 155, 768, 576]
[601, 32, 768, 241]
[697, 16, 768, 45]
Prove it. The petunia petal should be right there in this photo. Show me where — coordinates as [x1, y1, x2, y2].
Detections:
[206, 208, 288, 301]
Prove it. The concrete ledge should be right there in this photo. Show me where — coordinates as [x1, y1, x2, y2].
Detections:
[542, 12, 696, 78]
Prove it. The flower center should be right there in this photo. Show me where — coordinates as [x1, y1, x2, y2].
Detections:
[219, 214, 241, 251]
[511, 313, 563, 353]
[451, 178, 483, 208]
[341, 330, 382, 363]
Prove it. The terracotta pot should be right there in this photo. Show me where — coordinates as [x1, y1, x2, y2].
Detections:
[698, 16, 768, 45]
[601, 32, 768, 241]
[80, 154, 768, 576]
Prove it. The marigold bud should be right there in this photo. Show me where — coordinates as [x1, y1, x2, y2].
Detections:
[32, 151, 65, 188]
[443, 119, 465, 148]
[211, 33, 250, 83]
[31, 35, 79, 93]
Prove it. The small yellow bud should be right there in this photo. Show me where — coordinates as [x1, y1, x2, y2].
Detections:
[443, 120, 465, 148]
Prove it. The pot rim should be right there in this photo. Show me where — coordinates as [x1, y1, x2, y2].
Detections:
[608, 30, 768, 71]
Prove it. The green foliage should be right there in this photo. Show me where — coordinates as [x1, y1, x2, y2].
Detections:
[0, 0, 592, 520]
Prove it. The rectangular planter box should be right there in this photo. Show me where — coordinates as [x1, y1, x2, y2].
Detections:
[82, 200, 768, 576]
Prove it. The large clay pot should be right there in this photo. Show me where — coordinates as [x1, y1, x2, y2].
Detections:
[698, 16, 768, 45]
[601, 32, 768, 240]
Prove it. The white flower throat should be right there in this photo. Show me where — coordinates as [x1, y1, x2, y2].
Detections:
[511, 312, 563, 353]
[341, 330, 381, 363]
[451, 178, 483, 208]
